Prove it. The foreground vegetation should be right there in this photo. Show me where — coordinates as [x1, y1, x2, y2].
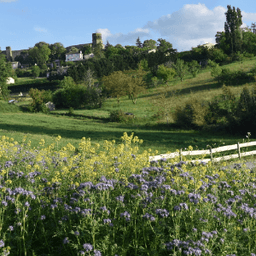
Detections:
[1, 132, 256, 255]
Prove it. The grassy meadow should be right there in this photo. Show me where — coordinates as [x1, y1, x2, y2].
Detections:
[2, 56, 256, 157]
[1, 57, 256, 255]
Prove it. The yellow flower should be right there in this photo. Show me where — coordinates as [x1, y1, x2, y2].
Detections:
[34, 164, 40, 170]
[26, 165, 32, 169]
[55, 135, 61, 141]
[1, 169, 7, 175]
[188, 145, 193, 151]
[6, 179, 12, 185]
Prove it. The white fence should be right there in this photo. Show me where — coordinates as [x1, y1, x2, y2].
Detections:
[149, 141, 256, 164]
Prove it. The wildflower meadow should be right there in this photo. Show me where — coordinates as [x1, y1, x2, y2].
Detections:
[0, 132, 256, 256]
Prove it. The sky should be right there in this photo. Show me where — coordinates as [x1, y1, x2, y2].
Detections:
[0, 0, 256, 53]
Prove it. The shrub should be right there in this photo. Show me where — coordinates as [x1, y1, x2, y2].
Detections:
[217, 68, 252, 85]
[109, 109, 126, 122]
[173, 98, 209, 129]
[208, 48, 228, 64]
[231, 51, 245, 62]
[28, 88, 53, 112]
[210, 64, 222, 82]
[61, 85, 87, 109]
[156, 65, 176, 84]
[31, 65, 41, 78]
[151, 76, 159, 87]
[59, 76, 76, 88]
[81, 83, 105, 109]
[233, 85, 256, 134]
[52, 88, 66, 109]
[188, 60, 201, 78]
[205, 85, 238, 126]
[68, 107, 74, 115]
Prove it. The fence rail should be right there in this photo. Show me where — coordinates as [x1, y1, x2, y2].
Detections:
[149, 141, 256, 164]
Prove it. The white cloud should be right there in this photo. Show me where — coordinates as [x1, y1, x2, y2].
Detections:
[98, 4, 256, 52]
[144, 3, 227, 51]
[241, 11, 256, 23]
[0, 0, 18, 2]
[34, 26, 47, 33]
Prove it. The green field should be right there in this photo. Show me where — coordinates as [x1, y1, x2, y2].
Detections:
[1, 56, 256, 159]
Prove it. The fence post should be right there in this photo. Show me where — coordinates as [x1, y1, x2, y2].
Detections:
[237, 142, 241, 160]
[210, 147, 213, 162]
[180, 148, 182, 161]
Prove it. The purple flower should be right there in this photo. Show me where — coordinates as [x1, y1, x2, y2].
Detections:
[63, 237, 69, 244]
[41, 215, 46, 220]
[74, 231, 80, 236]
[220, 238, 225, 244]
[5, 161, 13, 168]
[2, 201, 7, 207]
[94, 250, 102, 256]
[103, 219, 111, 224]
[120, 211, 130, 221]
[141, 184, 149, 191]
[8, 226, 14, 231]
[25, 201, 30, 207]
[83, 243, 93, 251]
[156, 209, 169, 218]
[0, 240, 4, 248]
[143, 213, 155, 221]
[116, 195, 124, 202]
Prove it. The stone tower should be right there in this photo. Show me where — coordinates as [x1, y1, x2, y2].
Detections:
[92, 33, 103, 48]
[6, 46, 12, 61]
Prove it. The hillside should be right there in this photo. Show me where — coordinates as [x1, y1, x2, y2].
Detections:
[1, 55, 256, 158]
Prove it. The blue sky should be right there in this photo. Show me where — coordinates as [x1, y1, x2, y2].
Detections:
[0, 0, 256, 53]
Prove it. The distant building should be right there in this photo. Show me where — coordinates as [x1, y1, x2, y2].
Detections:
[84, 53, 95, 60]
[148, 49, 156, 54]
[6, 77, 15, 84]
[201, 42, 216, 49]
[65, 33, 105, 62]
[1, 32, 105, 64]
[11, 61, 20, 69]
[65, 51, 83, 62]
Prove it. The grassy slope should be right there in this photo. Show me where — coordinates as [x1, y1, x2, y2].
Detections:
[1, 57, 256, 160]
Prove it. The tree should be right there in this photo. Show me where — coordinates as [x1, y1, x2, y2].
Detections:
[101, 71, 128, 106]
[151, 87, 176, 124]
[0, 52, 12, 101]
[69, 47, 79, 54]
[241, 31, 256, 55]
[136, 37, 143, 48]
[188, 60, 201, 78]
[83, 68, 95, 87]
[207, 48, 228, 63]
[59, 76, 77, 89]
[93, 44, 105, 59]
[215, 31, 230, 54]
[105, 41, 111, 49]
[82, 45, 92, 55]
[49, 42, 66, 61]
[138, 59, 149, 71]
[156, 64, 176, 84]
[31, 65, 41, 78]
[29, 43, 51, 67]
[123, 68, 147, 104]
[105, 44, 120, 59]
[224, 5, 243, 55]
[157, 38, 173, 53]
[143, 39, 157, 50]
[172, 59, 189, 81]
